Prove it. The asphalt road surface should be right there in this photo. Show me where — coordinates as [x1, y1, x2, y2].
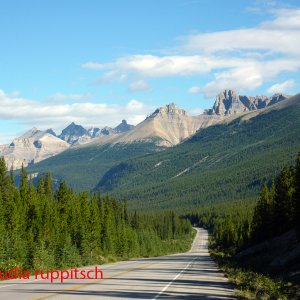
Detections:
[0, 228, 235, 299]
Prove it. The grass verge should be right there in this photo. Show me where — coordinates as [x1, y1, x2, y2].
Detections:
[209, 236, 300, 300]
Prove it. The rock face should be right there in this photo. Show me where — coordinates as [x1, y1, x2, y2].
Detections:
[0, 128, 70, 169]
[208, 90, 288, 116]
[113, 103, 220, 147]
[46, 128, 56, 136]
[114, 120, 134, 133]
[58, 122, 90, 144]
[58, 120, 134, 145]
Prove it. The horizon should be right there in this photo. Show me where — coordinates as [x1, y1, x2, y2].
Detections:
[1, 0, 300, 142]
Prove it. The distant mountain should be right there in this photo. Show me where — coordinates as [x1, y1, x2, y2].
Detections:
[24, 91, 294, 190]
[97, 126, 116, 137]
[114, 120, 134, 133]
[107, 103, 220, 147]
[58, 122, 90, 144]
[46, 128, 57, 136]
[87, 126, 115, 138]
[0, 127, 70, 169]
[57, 120, 134, 145]
[7, 89, 292, 175]
[24, 103, 217, 190]
[87, 127, 100, 138]
[207, 89, 288, 116]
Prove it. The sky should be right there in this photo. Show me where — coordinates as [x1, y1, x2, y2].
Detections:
[0, 0, 300, 143]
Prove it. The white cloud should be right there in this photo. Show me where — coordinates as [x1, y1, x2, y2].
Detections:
[98, 55, 238, 79]
[181, 9, 300, 56]
[0, 90, 154, 135]
[188, 86, 201, 94]
[85, 8, 300, 97]
[267, 79, 295, 94]
[202, 64, 264, 97]
[48, 92, 93, 102]
[81, 62, 104, 70]
[128, 80, 151, 92]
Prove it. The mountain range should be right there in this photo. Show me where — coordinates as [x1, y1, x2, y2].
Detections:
[1, 90, 289, 171]
[96, 93, 300, 210]
[11, 89, 298, 206]
[0, 119, 134, 169]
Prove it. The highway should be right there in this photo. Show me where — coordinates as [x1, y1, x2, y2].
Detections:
[0, 228, 235, 299]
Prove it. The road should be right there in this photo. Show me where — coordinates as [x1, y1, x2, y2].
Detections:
[0, 228, 235, 299]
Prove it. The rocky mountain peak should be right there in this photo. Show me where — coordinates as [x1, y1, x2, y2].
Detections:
[216, 89, 238, 100]
[20, 127, 43, 138]
[151, 103, 187, 118]
[58, 122, 89, 144]
[114, 120, 134, 133]
[209, 90, 289, 116]
[46, 128, 56, 136]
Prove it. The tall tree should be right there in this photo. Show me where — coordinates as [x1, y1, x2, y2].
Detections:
[294, 151, 300, 240]
[273, 167, 295, 235]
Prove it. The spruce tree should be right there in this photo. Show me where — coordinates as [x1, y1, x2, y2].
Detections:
[273, 167, 295, 235]
[294, 151, 300, 240]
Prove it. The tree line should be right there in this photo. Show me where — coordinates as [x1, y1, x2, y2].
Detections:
[186, 150, 300, 252]
[0, 158, 193, 272]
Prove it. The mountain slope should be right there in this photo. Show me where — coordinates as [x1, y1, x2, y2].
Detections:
[23, 92, 295, 194]
[25, 103, 221, 190]
[0, 128, 70, 169]
[95, 94, 300, 210]
[26, 141, 162, 191]
[108, 103, 221, 147]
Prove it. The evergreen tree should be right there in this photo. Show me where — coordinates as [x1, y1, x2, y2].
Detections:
[273, 167, 295, 235]
[294, 151, 300, 240]
[251, 183, 273, 242]
[0, 158, 193, 270]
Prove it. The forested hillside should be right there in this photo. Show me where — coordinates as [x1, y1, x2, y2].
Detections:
[26, 141, 162, 191]
[0, 157, 193, 271]
[96, 96, 300, 210]
[188, 151, 300, 299]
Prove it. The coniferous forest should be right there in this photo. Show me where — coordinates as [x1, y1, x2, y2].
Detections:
[186, 151, 300, 298]
[186, 150, 300, 252]
[0, 157, 193, 272]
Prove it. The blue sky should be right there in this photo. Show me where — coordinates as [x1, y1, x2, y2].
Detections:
[0, 0, 300, 143]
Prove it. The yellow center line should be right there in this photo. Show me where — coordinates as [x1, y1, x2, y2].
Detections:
[30, 261, 157, 300]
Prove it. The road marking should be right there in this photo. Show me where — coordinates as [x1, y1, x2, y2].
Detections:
[30, 261, 158, 300]
[151, 257, 198, 300]
[152, 230, 202, 299]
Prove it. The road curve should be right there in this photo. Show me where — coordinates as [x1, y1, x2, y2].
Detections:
[0, 228, 235, 299]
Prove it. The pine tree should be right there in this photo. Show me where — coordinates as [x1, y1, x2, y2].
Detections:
[20, 164, 28, 199]
[251, 183, 273, 242]
[294, 151, 300, 240]
[273, 167, 295, 235]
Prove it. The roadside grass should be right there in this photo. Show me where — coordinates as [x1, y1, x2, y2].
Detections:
[208, 236, 300, 300]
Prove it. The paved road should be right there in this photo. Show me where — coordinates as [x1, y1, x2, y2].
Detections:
[0, 228, 235, 299]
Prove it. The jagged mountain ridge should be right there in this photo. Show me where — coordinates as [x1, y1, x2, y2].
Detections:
[107, 103, 221, 147]
[58, 122, 90, 144]
[59, 120, 135, 145]
[1, 90, 291, 170]
[207, 90, 288, 116]
[23, 90, 295, 191]
[0, 120, 135, 169]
